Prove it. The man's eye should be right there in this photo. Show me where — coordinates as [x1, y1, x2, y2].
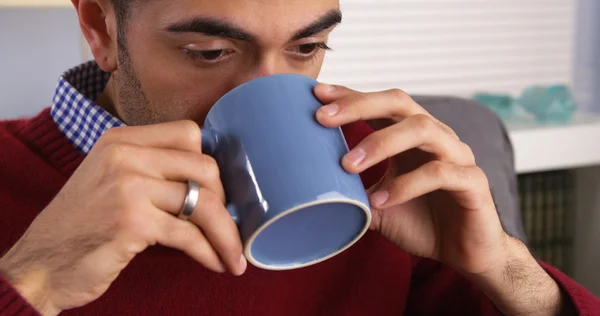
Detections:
[298, 43, 319, 54]
[289, 42, 331, 58]
[185, 49, 234, 63]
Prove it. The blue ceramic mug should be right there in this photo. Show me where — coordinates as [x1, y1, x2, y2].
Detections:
[201, 74, 371, 270]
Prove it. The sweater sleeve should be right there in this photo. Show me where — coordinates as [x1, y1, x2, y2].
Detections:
[406, 257, 600, 315]
[540, 261, 600, 315]
[0, 273, 40, 316]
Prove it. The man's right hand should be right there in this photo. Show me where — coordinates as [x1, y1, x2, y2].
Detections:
[0, 121, 246, 316]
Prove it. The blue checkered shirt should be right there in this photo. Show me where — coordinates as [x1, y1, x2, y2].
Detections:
[50, 61, 124, 154]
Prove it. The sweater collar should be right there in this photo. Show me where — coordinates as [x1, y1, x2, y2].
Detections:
[50, 61, 123, 154]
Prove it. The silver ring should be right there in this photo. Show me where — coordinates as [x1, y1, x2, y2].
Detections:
[178, 180, 200, 220]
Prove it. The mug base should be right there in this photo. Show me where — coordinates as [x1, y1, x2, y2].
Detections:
[244, 198, 371, 271]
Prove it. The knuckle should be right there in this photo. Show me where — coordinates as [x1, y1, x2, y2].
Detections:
[412, 114, 435, 136]
[102, 144, 130, 170]
[198, 155, 221, 182]
[201, 191, 224, 213]
[471, 166, 490, 187]
[179, 120, 201, 147]
[461, 142, 476, 164]
[97, 127, 126, 147]
[389, 88, 409, 101]
[427, 161, 448, 180]
[457, 165, 471, 181]
[439, 122, 459, 138]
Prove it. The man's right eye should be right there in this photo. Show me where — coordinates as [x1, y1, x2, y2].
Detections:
[184, 49, 235, 64]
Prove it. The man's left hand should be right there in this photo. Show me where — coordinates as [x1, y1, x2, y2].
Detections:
[313, 84, 572, 316]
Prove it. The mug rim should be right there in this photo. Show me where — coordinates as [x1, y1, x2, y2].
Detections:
[243, 198, 372, 271]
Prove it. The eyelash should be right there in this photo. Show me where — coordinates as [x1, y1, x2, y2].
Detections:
[183, 48, 235, 65]
[183, 42, 332, 65]
[287, 42, 332, 61]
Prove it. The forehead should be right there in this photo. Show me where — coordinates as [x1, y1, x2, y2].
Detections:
[139, 0, 340, 41]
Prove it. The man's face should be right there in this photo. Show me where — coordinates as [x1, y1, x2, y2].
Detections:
[107, 0, 340, 125]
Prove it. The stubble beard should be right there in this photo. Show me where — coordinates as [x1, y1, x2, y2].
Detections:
[113, 40, 169, 126]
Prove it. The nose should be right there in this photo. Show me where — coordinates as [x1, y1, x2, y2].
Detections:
[233, 55, 281, 88]
[242, 65, 277, 83]
[256, 62, 278, 78]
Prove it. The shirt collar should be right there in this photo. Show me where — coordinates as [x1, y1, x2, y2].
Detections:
[50, 61, 123, 154]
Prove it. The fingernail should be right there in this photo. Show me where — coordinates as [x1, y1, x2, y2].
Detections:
[344, 147, 366, 166]
[322, 84, 336, 92]
[370, 190, 389, 207]
[321, 103, 339, 116]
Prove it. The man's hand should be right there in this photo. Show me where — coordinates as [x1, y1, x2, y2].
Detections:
[313, 84, 572, 316]
[0, 121, 246, 316]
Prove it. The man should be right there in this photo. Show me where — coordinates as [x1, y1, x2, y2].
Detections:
[0, 0, 598, 315]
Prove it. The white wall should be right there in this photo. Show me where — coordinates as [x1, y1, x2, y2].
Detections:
[573, 0, 600, 114]
[0, 8, 81, 120]
[319, 0, 575, 98]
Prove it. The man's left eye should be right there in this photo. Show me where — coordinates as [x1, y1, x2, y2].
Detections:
[184, 48, 235, 64]
[289, 42, 331, 56]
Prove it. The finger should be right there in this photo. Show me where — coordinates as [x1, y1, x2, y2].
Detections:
[114, 197, 226, 273]
[368, 161, 491, 210]
[143, 179, 246, 276]
[314, 84, 459, 139]
[94, 120, 203, 154]
[341, 114, 476, 174]
[151, 210, 229, 274]
[99, 143, 225, 203]
[185, 187, 246, 276]
[315, 86, 427, 126]
[314, 83, 364, 104]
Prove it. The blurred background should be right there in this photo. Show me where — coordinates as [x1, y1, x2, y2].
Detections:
[1, 0, 599, 295]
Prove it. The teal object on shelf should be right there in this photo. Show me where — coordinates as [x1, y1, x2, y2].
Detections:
[472, 93, 516, 119]
[517, 85, 577, 122]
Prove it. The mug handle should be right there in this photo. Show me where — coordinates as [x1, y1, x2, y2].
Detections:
[201, 128, 241, 225]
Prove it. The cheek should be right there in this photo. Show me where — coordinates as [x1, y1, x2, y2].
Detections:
[305, 57, 326, 79]
[285, 54, 326, 79]
[126, 45, 237, 122]
[147, 74, 231, 122]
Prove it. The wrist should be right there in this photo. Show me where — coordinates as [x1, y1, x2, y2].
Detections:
[0, 256, 60, 316]
[464, 236, 565, 316]
[465, 234, 532, 282]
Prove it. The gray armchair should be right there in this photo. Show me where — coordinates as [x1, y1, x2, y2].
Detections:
[414, 95, 527, 243]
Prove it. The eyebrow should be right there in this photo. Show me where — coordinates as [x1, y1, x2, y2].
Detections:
[167, 17, 254, 41]
[290, 9, 342, 41]
[165, 9, 342, 42]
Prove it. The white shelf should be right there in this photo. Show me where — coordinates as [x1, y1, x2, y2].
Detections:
[506, 114, 600, 174]
[0, 0, 71, 7]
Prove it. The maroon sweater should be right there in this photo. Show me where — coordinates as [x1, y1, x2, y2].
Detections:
[0, 109, 598, 316]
